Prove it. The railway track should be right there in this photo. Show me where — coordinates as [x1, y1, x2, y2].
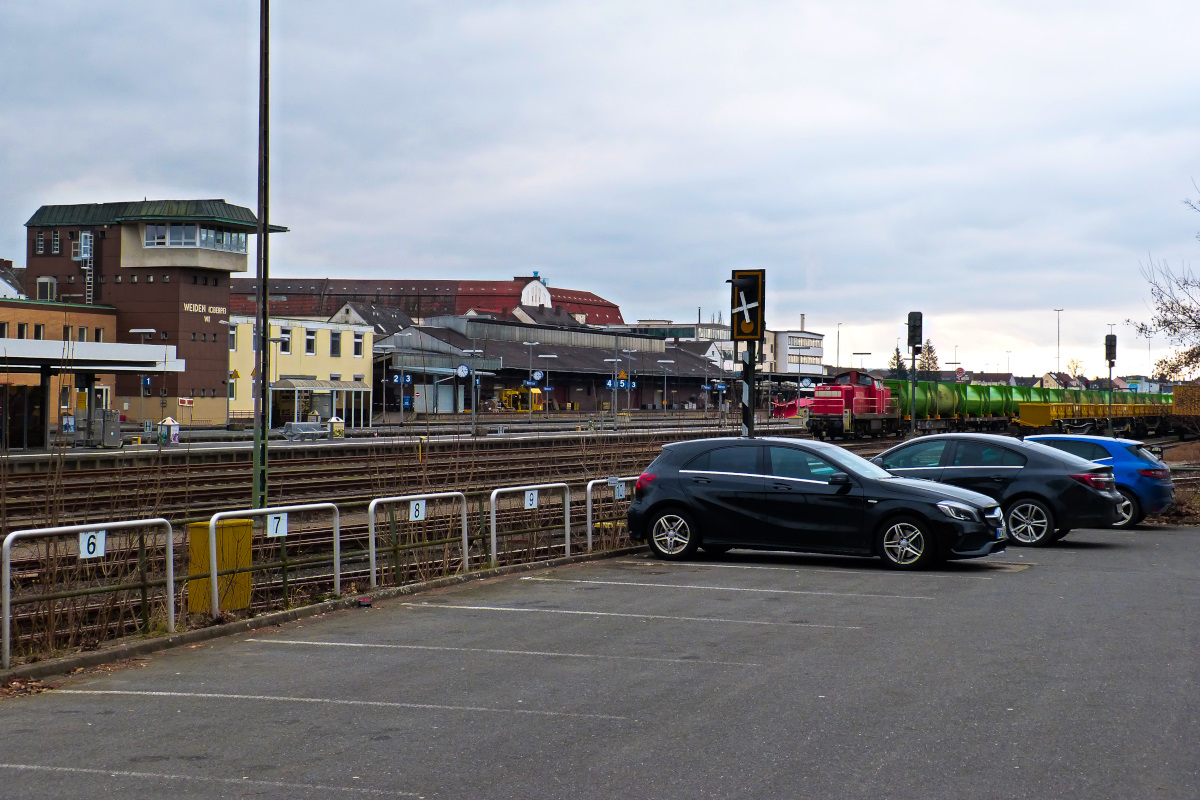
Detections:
[0, 426, 811, 532]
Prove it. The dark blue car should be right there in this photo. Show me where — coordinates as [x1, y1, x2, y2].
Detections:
[1027, 435, 1174, 528]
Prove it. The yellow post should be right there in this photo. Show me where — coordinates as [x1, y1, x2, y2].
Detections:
[187, 520, 253, 614]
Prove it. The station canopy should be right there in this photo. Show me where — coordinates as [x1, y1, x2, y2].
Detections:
[0, 339, 184, 373]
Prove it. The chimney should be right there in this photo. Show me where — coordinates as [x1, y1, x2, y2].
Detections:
[800, 314, 805, 331]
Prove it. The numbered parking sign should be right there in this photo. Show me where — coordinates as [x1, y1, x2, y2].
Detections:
[79, 530, 106, 559]
[267, 513, 288, 538]
[410, 499, 426, 521]
[524, 489, 539, 509]
[614, 482, 626, 500]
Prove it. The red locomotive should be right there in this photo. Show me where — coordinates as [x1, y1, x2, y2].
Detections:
[806, 371, 897, 439]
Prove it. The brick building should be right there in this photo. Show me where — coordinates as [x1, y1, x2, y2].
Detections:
[22, 199, 283, 424]
[229, 275, 624, 326]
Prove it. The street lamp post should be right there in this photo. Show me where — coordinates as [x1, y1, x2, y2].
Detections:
[129, 328, 155, 428]
[852, 352, 871, 371]
[522, 341, 539, 423]
[622, 349, 636, 413]
[393, 331, 414, 423]
[657, 359, 674, 413]
[463, 347, 483, 433]
[1054, 308, 1064, 374]
[836, 323, 841, 370]
[603, 358, 620, 428]
[538, 353, 557, 417]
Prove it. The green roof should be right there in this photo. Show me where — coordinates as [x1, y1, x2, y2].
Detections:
[25, 200, 288, 233]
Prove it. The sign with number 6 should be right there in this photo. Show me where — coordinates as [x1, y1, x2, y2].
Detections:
[524, 490, 538, 509]
[79, 530, 106, 559]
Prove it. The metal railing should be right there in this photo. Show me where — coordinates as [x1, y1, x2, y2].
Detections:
[367, 492, 469, 588]
[3, 518, 174, 669]
[585, 476, 637, 552]
[206, 503, 340, 620]
[489, 483, 571, 561]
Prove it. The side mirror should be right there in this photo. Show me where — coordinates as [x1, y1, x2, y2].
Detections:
[829, 472, 852, 485]
[870, 457, 884, 466]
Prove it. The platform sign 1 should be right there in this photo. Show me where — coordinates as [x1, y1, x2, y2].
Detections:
[79, 530, 106, 559]
[267, 513, 288, 538]
[409, 499, 426, 521]
[524, 489, 539, 509]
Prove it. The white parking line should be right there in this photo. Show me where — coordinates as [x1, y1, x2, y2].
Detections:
[54, 690, 626, 720]
[614, 559, 994, 579]
[246, 638, 761, 667]
[522, 576, 934, 600]
[402, 602, 861, 629]
[0, 763, 418, 796]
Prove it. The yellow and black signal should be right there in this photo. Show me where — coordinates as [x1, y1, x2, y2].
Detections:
[729, 269, 765, 341]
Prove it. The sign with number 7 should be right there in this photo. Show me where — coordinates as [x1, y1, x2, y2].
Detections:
[267, 513, 288, 538]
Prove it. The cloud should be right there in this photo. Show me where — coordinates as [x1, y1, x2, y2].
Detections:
[2, 0, 1199, 375]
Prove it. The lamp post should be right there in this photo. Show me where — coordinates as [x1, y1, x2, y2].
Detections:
[393, 331, 414, 422]
[657, 359, 674, 412]
[603, 358, 620, 428]
[522, 341, 539, 422]
[129, 328, 155, 428]
[622, 349, 637, 413]
[217, 320, 236, 428]
[836, 323, 841, 370]
[1006, 350, 1012, 374]
[463, 347, 483, 433]
[852, 352, 871, 371]
[1054, 308, 1064, 374]
[538, 353, 557, 416]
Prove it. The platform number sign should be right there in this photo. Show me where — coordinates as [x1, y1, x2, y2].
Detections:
[409, 499, 426, 521]
[614, 482, 627, 500]
[524, 489, 539, 509]
[79, 530, 106, 559]
[267, 512, 288, 538]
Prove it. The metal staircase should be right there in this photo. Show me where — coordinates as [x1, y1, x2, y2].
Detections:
[71, 231, 94, 304]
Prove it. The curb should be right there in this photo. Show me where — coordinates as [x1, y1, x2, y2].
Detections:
[1, 545, 644, 684]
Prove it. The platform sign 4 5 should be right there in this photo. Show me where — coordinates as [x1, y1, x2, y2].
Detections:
[79, 530, 106, 559]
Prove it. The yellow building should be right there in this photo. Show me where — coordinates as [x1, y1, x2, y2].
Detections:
[226, 315, 374, 428]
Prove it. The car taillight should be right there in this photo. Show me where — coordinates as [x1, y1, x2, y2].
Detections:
[1137, 467, 1171, 479]
[1070, 473, 1114, 491]
[635, 473, 657, 493]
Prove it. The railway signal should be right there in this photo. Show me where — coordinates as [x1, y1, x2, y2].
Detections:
[907, 311, 922, 437]
[1106, 334, 1117, 436]
[728, 270, 766, 438]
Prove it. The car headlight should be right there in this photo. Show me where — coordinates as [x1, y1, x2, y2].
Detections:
[937, 500, 980, 522]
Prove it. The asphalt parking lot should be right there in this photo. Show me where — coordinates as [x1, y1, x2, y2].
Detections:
[2, 526, 1197, 800]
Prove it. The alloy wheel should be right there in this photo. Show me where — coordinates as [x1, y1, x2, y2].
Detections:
[1008, 502, 1050, 543]
[651, 514, 692, 556]
[1114, 495, 1134, 527]
[882, 521, 926, 565]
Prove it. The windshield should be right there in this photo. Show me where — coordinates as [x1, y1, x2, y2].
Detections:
[819, 445, 894, 479]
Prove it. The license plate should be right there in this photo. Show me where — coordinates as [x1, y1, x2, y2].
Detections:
[996, 526, 1006, 540]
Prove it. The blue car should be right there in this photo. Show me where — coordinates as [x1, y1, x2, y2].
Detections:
[1027, 435, 1174, 528]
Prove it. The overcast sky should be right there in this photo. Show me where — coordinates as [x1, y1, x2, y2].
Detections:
[3, 1, 1198, 376]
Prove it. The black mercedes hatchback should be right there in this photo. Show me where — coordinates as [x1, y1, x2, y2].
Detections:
[627, 437, 1007, 569]
[872, 433, 1122, 546]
